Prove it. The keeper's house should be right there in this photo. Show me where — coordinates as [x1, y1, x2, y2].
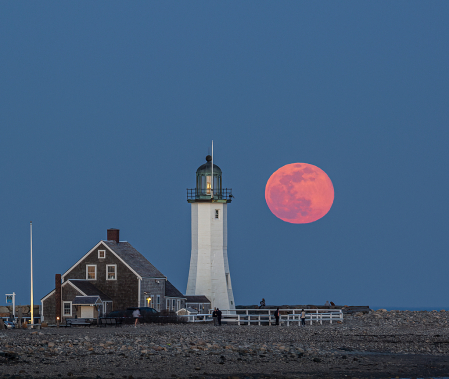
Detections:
[41, 229, 186, 324]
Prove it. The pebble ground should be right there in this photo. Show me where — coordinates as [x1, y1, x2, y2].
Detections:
[1, 309, 449, 378]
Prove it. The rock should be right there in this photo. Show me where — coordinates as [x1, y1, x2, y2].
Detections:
[0, 351, 19, 360]
[48, 342, 55, 348]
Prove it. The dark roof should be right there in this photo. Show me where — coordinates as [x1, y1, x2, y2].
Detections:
[165, 280, 185, 298]
[41, 288, 55, 301]
[71, 296, 102, 305]
[196, 159, 222, 176]
[186, 295, 211, 303]
[103, 241, 166, 279]
[67, 280, 113, 302]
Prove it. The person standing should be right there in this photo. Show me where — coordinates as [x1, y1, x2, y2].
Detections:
[300, 309, 306, 326]
[133, 308, 141, 328]
[217, 308, 222, 326]
[212, 308, 218, 326]
[274, 307, 280, 326]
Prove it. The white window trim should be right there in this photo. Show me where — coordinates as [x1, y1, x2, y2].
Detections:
[98, 250, 106, 259]
[86, 264, 97, 280]
[63, 301, 72, 317]
[106, 264, 117, 281]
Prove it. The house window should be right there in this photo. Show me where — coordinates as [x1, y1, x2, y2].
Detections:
[157, 295, 160, 311]
[166, 299, 169, 310]
[106, 264, 117, 280]
[177, 300, 180, 310]
[172, 299, 176, 311]
[63, 301, 72, 316]
[86, 265, 97, 280]
[98, 250, 106, 259]
[215, 209, 219, 219]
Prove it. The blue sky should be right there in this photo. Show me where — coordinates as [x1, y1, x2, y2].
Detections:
[1, 1, 448, 309]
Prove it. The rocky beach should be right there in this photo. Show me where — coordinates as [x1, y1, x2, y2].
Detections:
[1, 309, 449, 378]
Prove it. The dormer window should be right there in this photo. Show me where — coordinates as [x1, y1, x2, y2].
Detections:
[98, 250, 106, 259]
[86, 265, 97, 280]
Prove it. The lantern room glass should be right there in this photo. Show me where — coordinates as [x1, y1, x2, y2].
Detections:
[197, 173, 222, 198]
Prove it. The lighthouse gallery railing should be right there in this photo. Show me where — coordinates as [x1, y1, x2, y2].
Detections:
[187, 188, 233, 201]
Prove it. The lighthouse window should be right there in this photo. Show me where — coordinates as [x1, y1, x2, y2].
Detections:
[215, 209, 219, 219]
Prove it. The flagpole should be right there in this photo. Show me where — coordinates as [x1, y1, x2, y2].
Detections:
[211, 140, 214, 199]
[30, 221, 34, 325]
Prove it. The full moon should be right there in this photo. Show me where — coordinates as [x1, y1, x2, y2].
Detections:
[265, 163, 334, 224]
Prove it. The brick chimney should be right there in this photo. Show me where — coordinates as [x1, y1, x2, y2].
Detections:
[55, 274, 61, 323]
[107, 228, 120, 243]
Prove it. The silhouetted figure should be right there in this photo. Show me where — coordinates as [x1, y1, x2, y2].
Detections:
[260, 298, 266, 308]
[216, 308, 222, 325]
[212, 307, 218, 326]
[274, 307, 280, 325]
[300, 309, 306, 326]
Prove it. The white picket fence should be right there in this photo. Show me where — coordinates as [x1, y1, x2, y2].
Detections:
[180, 308, 343, 325]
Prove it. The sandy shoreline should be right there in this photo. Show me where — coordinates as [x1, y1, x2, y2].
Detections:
[1, 310, 449, 378]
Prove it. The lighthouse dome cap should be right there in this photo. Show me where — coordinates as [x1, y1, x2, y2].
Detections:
[196, 155, 222, 175]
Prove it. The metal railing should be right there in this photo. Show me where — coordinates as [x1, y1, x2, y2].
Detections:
[187, 188, 233, 201]
[180, 313, 213, 322]
[179, 309, 343, 325]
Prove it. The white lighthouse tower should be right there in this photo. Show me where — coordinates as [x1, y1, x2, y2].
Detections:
[186, 152, 235, 311]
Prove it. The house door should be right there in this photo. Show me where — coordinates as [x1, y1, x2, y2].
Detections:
[80, 306, 94, 318]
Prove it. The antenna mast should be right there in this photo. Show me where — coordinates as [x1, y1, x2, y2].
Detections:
[211, 140, 214, 199]
[30, 221, 34, 325]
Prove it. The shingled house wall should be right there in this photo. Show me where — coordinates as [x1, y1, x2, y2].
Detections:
[140, 278, 166, 311]
[42, 293, 56, 324]
[61, 284, 82, 321]
[42, 283, 82, 324]
[62, 243, 139, 311]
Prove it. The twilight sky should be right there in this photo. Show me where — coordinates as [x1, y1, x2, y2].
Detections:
[1, 1, 448, 309]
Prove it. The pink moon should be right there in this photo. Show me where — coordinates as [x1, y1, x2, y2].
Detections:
[265, 163, 334, 224]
